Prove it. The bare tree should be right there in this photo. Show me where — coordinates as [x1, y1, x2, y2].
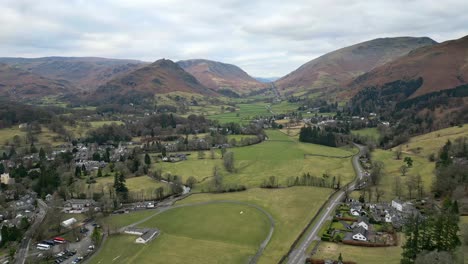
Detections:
[370, 161, 384, 185]
[395, 146, 403, 160]
[210, 148, 216, 159]
[406, 175, 417, 199]
[393, 176, 402, 199]
[375, 187, 385, 203]
[223, 151, 235, 173]
[212, 166, 223, 192]
[415, 173, 424, 199]
[400, 165, 408, 176]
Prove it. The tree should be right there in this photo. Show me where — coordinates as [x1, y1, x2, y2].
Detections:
[415, 251, 453, 264]
[97, 168, 102, 178]
[144, 153, 151, 165]
[415, 174, 424, 199]
[406, 175, 417, 199]
[400, 165, 408, 176]
[223, 151, 235, 173]
[404, 157, 413, 167]
[212, 166, 223, 192]
[161, 147, 167, 157]
[370, 161, 384, 185]
[155, 187, 164, 200]
[91, 227, 101, 245]
[210, 148, 216, 159]
[0, 163, 4, 174]
[393, 176, 402, 199]
[197, 150, 205, 159]
[338, 253, 343, 263]
[395, 146, 403, 160]
[375, 187, 385, 203]
[186, 176, 197, 189]
[39, 147, 46, 161]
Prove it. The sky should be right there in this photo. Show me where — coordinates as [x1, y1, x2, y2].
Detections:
[1, 0, 467, 77]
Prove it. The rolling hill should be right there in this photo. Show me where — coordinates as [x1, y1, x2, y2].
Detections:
[0, 57, 147, 91]
[346, 34, 468, 98]
[0, 63, 74, 101]
[92, 59, 218, 104]
[275, 37, 437, 96]
[177, 59, 266, 94]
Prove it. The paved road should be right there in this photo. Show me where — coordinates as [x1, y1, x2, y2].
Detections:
[89, 200, 275, 264]
[286, 144, 366, 264]
[14, 199, 48, 264]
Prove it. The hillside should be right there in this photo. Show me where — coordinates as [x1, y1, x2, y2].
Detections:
[346, 35, 468, 98]
[0, 63, 74, 101]
[92, 59, 218, 104]
[0, 57, 147, 91]
[275, 37, 436, 96]
[177, 59, 266, 94]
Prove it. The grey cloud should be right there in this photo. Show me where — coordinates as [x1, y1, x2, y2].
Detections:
[0, 0, 467, 77]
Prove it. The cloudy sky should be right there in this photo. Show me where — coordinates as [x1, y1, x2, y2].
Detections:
[1, 0, 467, 77]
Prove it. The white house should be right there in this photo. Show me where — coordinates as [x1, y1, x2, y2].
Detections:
[350, 209, 360, 216]
[352, 226, 368, 241]
[356, 216, 369, 230]
[135, 229, 159, 244]
[392, 200, 404, 212]
[1, 173, 14, 185]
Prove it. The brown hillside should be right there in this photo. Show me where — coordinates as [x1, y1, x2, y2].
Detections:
[92, 59, 217, 102]
[275, 37, 436, 94]
[0, 57, 147, 91]
[347, 35, 468, 98]
[0, 63, 74, 101]
[177, 59, 266, 94]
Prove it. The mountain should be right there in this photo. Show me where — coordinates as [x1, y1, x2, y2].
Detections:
[0, 57, 147, 91]
[92, 59, 217, 104]
[346, 35, 468, 98]
[177, 59, 266, 94]
[0, 63, 74, 101]
[255, 76, 280, 83]
[275, 37, 437, 96]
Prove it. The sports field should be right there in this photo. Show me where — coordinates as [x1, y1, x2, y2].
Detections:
[91, 202, 272, 264]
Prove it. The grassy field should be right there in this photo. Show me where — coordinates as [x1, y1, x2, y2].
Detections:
[176, 187, 333, 264]
[89, 120, 124, 127]
[314, 238, 403, 264]
[351, 127, 380, 141]
[85, 175, 170, 200]
[459, 216, 468, 263]
[92, 202, 271, 264]
[371, 149, 434, 201]
[152, 130, 357, 190]
[396, 124, 468, 158]
[101, 209, 159, 230]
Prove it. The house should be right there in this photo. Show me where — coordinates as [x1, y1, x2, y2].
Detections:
[1, 173, 14, 185]
[392, 199, 404, 212]
[350, 208, 360, 216]
[61, 218, 77, 228]
[45, 194, 53, 202]
[356, 216, 369, 230]
[64, 199, 96, 213]
[135, 229, 159, 244]
[352, 226, 368, 241]
[124, 227, 160, 244]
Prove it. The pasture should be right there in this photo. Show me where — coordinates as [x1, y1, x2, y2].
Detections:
[371, 149, 434, 201]
[351, 127, 380, 141]
[314, 238, 403, 264]
[396, 124, 468, 158]
[152, 130, 357, 190]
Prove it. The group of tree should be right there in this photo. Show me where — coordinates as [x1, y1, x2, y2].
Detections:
[401, 199, 460, 264]
[113, 172, 129, 200]
[299, 125, 350, 147]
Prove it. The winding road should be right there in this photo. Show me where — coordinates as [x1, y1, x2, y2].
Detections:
[286, 144, 366, 264]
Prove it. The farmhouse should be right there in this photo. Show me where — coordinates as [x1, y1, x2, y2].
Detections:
[63, 199, 97, 213]
[1, 173, 14, 185]
[124, 227, 160, 244]
[391, 199, 404, 212]
[352, 226, 368, 241]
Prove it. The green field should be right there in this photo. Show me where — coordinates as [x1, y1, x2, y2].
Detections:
[152, 130, 357, 190]
[351, 127, 380, 141]
[86, 175, 170, 200]
[371, 149, 434, 201]
[92, 202, 271, 264]
[176, 187, 333, 264]
[396, 124, 468, 158]
[314, 238, 403, 264]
